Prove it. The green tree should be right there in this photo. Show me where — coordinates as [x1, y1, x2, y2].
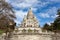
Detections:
[53, 9, 60, 31]
[48, 9, 60, 32]
[0, 0, 16, 34]
[49, 9, 60, 40]
[43, 23, 49, 30]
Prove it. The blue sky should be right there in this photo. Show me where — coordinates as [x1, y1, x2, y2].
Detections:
[6, 0, 60, 27]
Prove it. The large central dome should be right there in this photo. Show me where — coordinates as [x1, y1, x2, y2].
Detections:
[20, 8, 40, 28]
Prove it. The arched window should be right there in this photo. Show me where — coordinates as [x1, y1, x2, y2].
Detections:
[31, 25, 32, 27]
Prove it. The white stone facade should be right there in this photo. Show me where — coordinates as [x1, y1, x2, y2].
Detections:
[11, 8, 54, 40]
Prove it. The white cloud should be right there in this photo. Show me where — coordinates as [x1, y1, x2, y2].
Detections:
[6, 0, 38, 8]
[14, 20, 21, 25]
[15, 10, 27, 19]
[47, 22, 51, 25]
[40, 13, 50, 18]
[47, 21, 54, 25]
[6, 0, 50, 9]
[51, 15, 58, 18]
[25, 0, 38, 3]
[39, 7, 58, 18]
[48, 0, 60, 2]
[31, 7, 38, 12]
[47, 7, 57, 14]
[14, 10, 27, 24]
[47, 7, 58, 18]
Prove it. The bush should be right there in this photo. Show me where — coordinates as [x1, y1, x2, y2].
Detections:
[0, 30, 4, 34]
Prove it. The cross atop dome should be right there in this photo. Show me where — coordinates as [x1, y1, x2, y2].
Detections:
[29, 7, 32, 11]
[27, 7, 33, 16]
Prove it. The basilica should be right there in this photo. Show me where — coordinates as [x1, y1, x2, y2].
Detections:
[11, 8, 55, 40]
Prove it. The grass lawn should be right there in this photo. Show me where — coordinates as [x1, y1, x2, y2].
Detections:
[0, 30, 4, 35]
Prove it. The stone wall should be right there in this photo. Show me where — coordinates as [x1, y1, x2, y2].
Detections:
[10, 34, 52, 40]
[52, 33, 60, 40]
[0, 33, 60, 40]
[0, 35, 5, 40]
